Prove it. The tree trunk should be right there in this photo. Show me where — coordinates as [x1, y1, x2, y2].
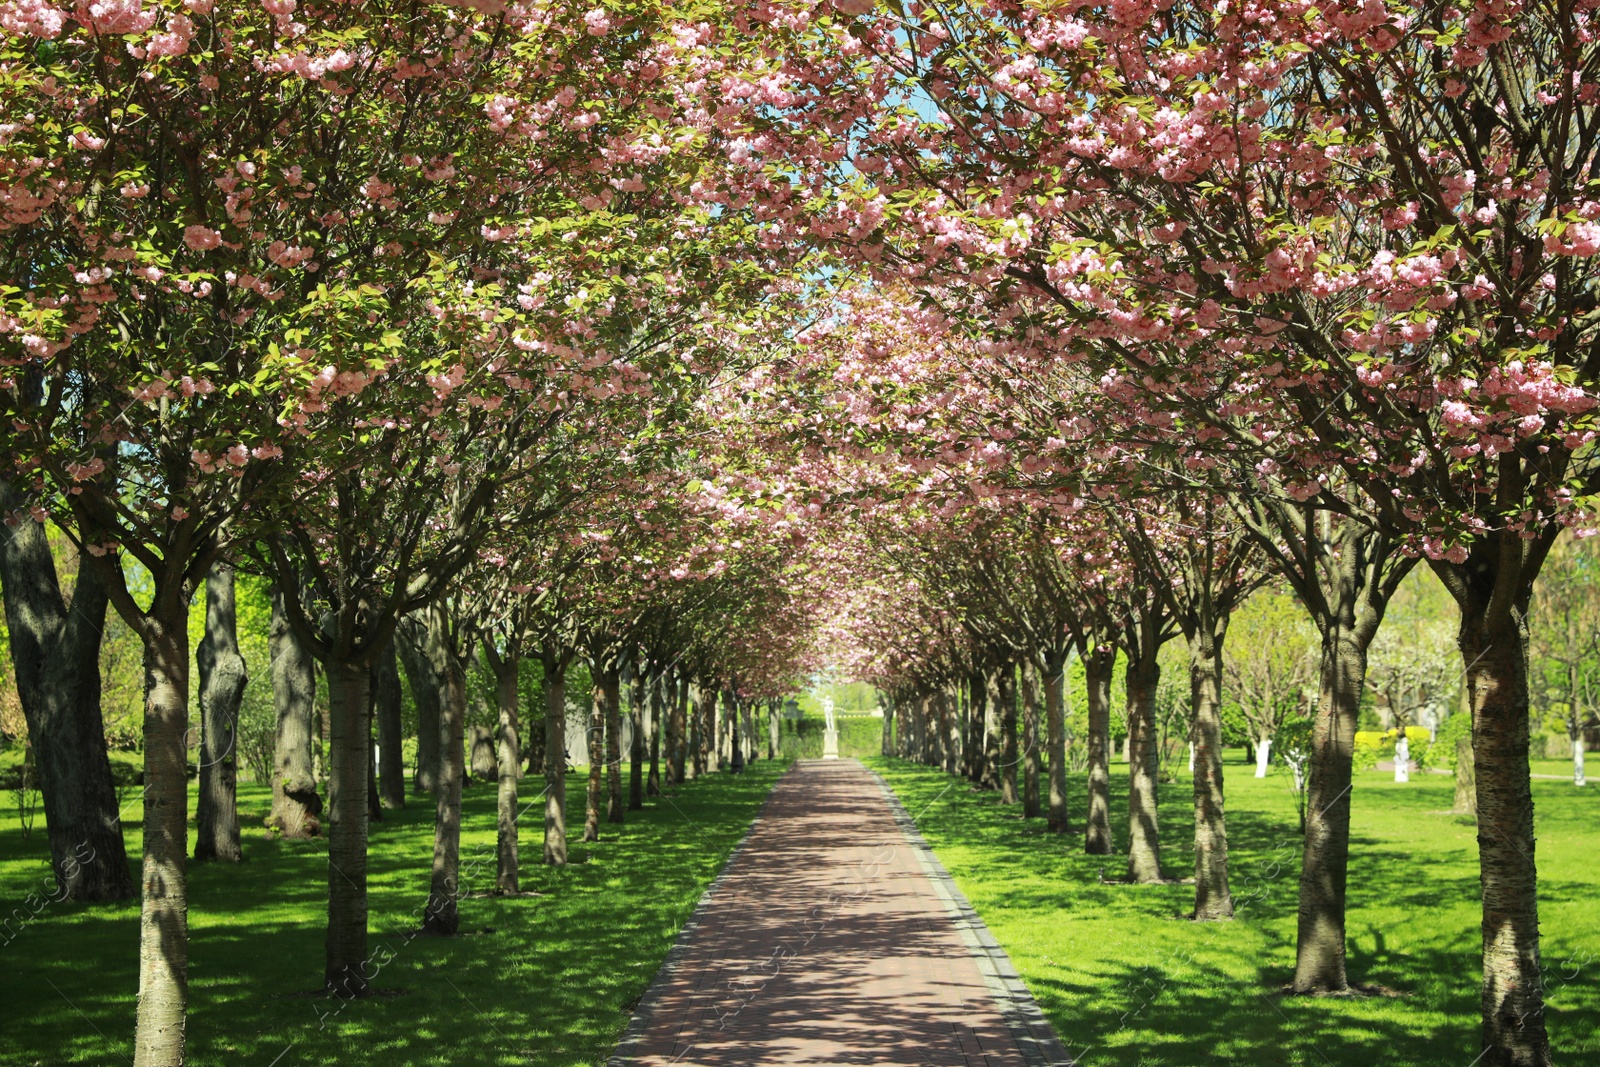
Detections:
[719, 688, 736, 770]
[373, 639, 406, 810]
[583, 676, 604, 842]
[681, 678, 698, 780]
[1084, 645, 1114, 854]
[1254, 736, 1273, 778]
[965, 674, 984, 782]
[665, 672, 686, 786]
[981, 669, 1003, 791]
[914, 693, 926, 765]
[267, 585, 321, 838]
[464, 725, 492, 780]
[1454, 736, 1479, 815]
[629, 668, 646, 808]
[0, 499, 133, 901]
[1189, 627, 1232, 920]
[323, 658, 371, 995]
[422, 622, 466, 936]
[768, 699, 779, 760]
[1044, 650, 1069, 834]
[728, 691, 745, 773]
[691, 682, 709, 777]
[741, 699, 755, 765]
[934, 687, 947, 771]
[997, 666, 1018, 803]
[1459, 603, 1549, 1065]
[526, 681, 545, 779]
[542, 651, 568, 866]
[367, 693, 384, 822]
[603, 667, 624, 824]
[493, 653, 520, 895]
[398, 621, 442, 795]
[1125, 647, 1162, 883]
[1021, 659, 1041, 818]
[1291, 623, 1366, 993]
[196, 563, 247, 863]
[133, 608, 191, 1067]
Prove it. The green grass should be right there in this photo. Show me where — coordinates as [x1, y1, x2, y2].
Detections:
[868, 752, 1600, 1066]
[0, 759, 785, 1066]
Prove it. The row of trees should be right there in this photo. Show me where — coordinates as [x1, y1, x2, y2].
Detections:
[0, 4, 836, 1065]
[702, 1, 1600, 1059]
[6, 1, 1600, 1065]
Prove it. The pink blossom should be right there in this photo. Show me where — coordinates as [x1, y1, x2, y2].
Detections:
[183, 224, 223, 251]
[0, 0, 66, 36]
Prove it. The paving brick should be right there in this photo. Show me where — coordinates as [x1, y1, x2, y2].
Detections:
[621, 759, 1033, 1066]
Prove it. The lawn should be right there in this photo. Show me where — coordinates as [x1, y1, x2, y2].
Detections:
[868, 752, 1600, 1067]
[0, 758, 786, 1066]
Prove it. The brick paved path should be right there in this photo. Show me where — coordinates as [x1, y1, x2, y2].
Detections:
[614, 758, 1066, 1066]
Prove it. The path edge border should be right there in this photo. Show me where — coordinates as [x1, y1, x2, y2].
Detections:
[606, 762, 794, 1067]
[868, 766, 1078, 1067]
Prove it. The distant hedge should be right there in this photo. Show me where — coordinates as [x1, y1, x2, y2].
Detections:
[778, 714, 883, 760]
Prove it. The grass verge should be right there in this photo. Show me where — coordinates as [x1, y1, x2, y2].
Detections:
[0, 758, 786, 1066]
[867, 753, 1600, 1066]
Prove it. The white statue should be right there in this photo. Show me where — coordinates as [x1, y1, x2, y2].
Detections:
[822, 697, 839, 759]
[1394, 733, 1410, 783]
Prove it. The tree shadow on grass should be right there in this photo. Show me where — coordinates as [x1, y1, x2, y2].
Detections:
[0, 760, 790, 1066]
[869, 756, 1600, 1067]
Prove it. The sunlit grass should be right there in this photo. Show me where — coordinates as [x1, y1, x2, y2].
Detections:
[869, 752, 1600, 1066]
[0, 759, 785, 1066]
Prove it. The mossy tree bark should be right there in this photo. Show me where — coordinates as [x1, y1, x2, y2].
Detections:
[665, 671, 686, 786]
[421, 602, 467, 936]
[601, 666, 624, 824]
[997, 664, 1018, 803]
[195, 562, 247, 863]
[1188, 625, 1232, 920]
[131, 605, 192, 1067]
[1082, 641, 1115, 855]
[965, 672, 984, 782]
[945, 686, 962, 774]
[483, 643, 521, 895]
[1042, 647, 1070, 833]
[680, 677, 698, 780]
[583, 678, 605, 841]
[373, 640, 406, 811]
[1234, 507, 1412, 996]
[1454, 736, 1478, 815]
[1119, 498, 1264, 915]
[1123, 646, 1163, 883]
[1021, 659, 1042, 819]
[397, 620, 442, 796]
[1293, 619, 1369, 992]
[541, 644, 572, 866]
[1120, 591, 1173, 885]
[323, 658, 372, 994]
[627, 665, 645, 807]
[0, 491, 132, 902]
[1433, 534, 1554, 1067]
[689, 682, 708, 777]
[718, 687, 736, 770]
[267, 584, 321, 838]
